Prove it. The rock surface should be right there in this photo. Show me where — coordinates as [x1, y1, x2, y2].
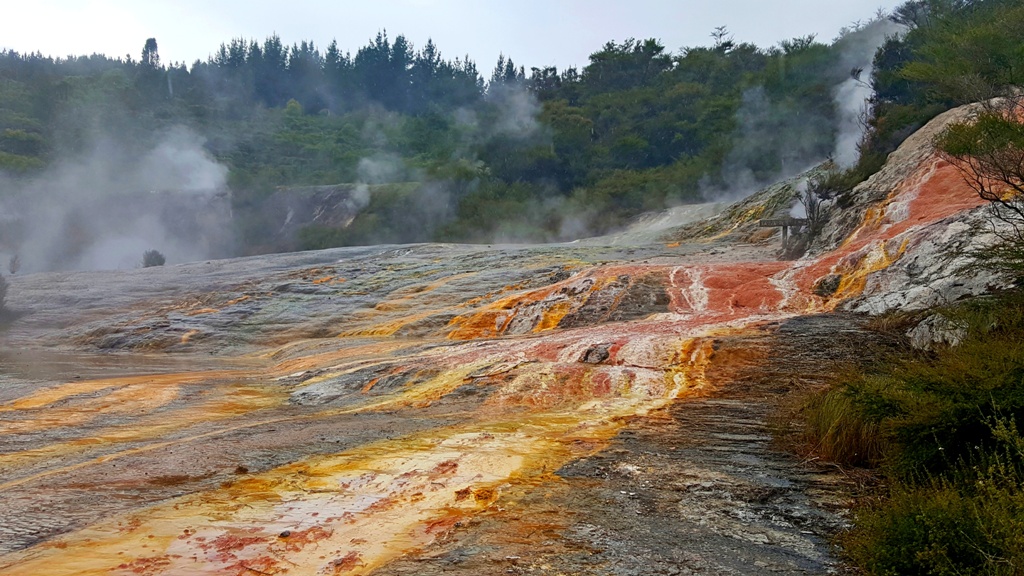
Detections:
[0, 102, 1011, 575]
[907, 313, 967, 350]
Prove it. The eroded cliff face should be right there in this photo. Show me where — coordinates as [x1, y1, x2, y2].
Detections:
[0, 104, 1003, 575]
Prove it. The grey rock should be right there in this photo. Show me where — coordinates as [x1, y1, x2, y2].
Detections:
[907, 314, 967, 350]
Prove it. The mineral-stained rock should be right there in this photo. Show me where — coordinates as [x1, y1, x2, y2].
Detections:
[813, 274, 842, 297]
[814, 104, 984, 253]
[556, 277, 628, 329]
[556, 274, 671, 329]
[843, 209, 1011, 315]
[579, 343, 612, 364]
[607, 274, 672, 321]
[291, 363, 440, 406]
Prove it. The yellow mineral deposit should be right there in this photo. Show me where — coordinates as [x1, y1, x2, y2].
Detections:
[336, 272, 483, 337]
[829, 236, 911, 305]
[0, 334, 712, 576]
[0, 428, 538, 576]
[0, 379, 181, 435]
[0, 377, 284, 487]
[446, 273, 621, 340]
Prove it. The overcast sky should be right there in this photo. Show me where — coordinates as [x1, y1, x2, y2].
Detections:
[3, 1, 906, 72]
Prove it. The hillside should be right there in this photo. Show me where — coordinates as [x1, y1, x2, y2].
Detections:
[1, 0, 1021, 271]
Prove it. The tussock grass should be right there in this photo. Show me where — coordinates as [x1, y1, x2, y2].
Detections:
[792, 290, 1024, 574]
[860, 308, 926, 338]
[800, 382, 887, 467]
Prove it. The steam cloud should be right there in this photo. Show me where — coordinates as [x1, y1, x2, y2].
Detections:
[0, 126, 232, 273]
[706, 17, 906, 200]
[333, 83, 547, 243]
[487, 84, 542, 139]
[710, 86, 830, 201]
[789, 179, 810, 218]
[832, 18, 906, 167]
[357, 154, 408, 185]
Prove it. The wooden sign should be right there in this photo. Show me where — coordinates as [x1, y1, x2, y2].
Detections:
[758, 217, 808, 228]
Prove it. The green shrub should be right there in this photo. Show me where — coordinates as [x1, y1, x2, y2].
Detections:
[142, 250, 166, 267]
[802, 292, 1024, 480]
[813, 151, 888, 210]
[797, 291, 1024, 574]
[845, 484, 1000, 575]
[844, 418, 1024, 575]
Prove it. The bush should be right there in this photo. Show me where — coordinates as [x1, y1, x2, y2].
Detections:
[796, 291, 1024, 574]
[844, 420, 1024, 575]
[801, 292, 1024, 480]
[845, 483, 1004, 575]
[142, 249, 166, 267]
[810, 151, 887, 211]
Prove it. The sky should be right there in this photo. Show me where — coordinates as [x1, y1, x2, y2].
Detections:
[2, 1, 907, 72]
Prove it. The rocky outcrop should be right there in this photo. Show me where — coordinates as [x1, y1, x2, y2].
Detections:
[908, 313, 967, 350]
[257, 184, 371, 250]
[815, 105, 981, 253]
[808, 103, 1011, 315]
[843, 209, 1011, 314]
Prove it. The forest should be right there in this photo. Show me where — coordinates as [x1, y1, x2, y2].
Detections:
[0, 0, 1021, 256]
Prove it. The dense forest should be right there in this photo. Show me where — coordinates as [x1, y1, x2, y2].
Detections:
[0, 0, 1021, 260]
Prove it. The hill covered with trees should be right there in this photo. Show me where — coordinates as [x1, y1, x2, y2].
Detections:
[0, 0, 1020, 259]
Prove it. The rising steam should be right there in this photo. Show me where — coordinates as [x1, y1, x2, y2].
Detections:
[705, 16, 906, 201]
[0, 126, 232, 273]
[832, 18, 906, 167]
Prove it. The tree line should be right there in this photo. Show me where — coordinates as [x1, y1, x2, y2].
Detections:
[0, 0, 1021, 252]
